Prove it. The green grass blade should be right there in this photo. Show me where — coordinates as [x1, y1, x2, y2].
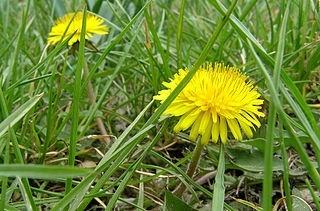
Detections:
[0, 134, 10, 210]
[9, 127, 37, 210]
[176, 0, 186, 68]
[212, 144, 225, 211]
[0, 164, 91, 179]
[263, 1, 291, 210]
[65, 7, 87, 194]
[0, 93, 43, 139]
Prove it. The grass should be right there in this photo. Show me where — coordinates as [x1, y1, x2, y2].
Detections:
[0, 0, 319, 210]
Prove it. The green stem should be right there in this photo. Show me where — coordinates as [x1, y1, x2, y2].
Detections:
[82, 58, 110, 144]
[212, 144, 225, 211]
[173, 139, 204, 197]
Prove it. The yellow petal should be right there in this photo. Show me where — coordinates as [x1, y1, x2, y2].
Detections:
[189, 112, 203, 141]
[239, 120, 253, 138]
[227, 118, 242, 140]
[173, 109, 201, 132]
[201, 119, 212, 145]
[219, 116, 227, 144]
[165, 103, 194, 116]
[211, 119, 220, 143]
[199, 110, 211, 135]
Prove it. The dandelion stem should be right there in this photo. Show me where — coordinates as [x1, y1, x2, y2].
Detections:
[173, 138, 204, 197]
[83, 58, 110, 145]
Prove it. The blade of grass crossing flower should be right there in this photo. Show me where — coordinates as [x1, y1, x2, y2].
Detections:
[210, 0, 320, 144]
[144, 0, 238, 129]
[213, 0, 320, 185]
[263, 1, 291, 210]
[212, 144, 225, 211]
[91, 0, 104, 13]
[5, 32, 75, 95]
[65, 7, 87, 194]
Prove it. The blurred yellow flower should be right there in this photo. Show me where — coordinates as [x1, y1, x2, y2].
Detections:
[154, 63, 265, 145]
[48, 11, 109, 46]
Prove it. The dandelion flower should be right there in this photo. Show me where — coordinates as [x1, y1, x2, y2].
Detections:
[154, 63, 265, 145]
[48, 11, 109, 46]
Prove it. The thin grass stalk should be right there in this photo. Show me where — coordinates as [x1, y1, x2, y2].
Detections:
[264, 0, 275, 45]
[0, 83, 9, 118]
[138, 173, 145, 209]
[9, 127, 37, 210]
[7, 0, 30, 97]
[65, 8, 87, 193]
[212, 144, 225, 211]
[176, 0, 186, 68]
[0, 137, 9, 210]
[263, 98, 277, 210]
[305, 179, 320, 210]
[40, 61, 57, 164]
[144, 7, 170, 78]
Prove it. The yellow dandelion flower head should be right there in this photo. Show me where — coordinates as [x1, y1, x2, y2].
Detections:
[154, 63, 265, 145]
[48, 11, 109, 46]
